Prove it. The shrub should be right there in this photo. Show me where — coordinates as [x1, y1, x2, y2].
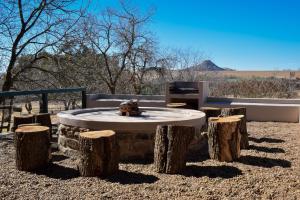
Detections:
[209, 78, 297, 98]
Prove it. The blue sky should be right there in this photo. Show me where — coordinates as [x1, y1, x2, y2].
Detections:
[92, 0, 300, 70]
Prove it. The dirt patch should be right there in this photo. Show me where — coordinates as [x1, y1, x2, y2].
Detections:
[0, 122, 299, 199]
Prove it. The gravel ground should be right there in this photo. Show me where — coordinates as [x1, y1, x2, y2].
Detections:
[0, 122, 299, 200]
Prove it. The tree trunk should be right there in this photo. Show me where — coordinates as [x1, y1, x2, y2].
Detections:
[15, 125, 50, 171]
[109, 85, 116, 94]
[78, 130, 119, 177]
[208, 117, 241, 162]
[200, 107, 222, 131]
[220, 107, 249, 149]
[12, 115, 35, 132]
[1, 71, 13, 92]
[133, 83, 142, 95]
[1, 55, 17, 95]
[154, 125, 195, 174]
[0, 72, 13, 104]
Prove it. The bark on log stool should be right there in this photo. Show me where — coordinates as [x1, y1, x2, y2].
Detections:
[225, 115, 248, 149]
[12, 115, 34, 132]
[35, 113, 52, 138]
[15, 125, 50, 171]
[199, 107, 222, 130]
[166, 103, 187, 109]
[154, 125, 195, 174]
[208, 117, 241, 162]
[78, 130, 119, 177]
[220, 107, 249, 149]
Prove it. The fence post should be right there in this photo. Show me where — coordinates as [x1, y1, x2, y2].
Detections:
[82, 90, 87, 109]
[41, 93, 48, 113]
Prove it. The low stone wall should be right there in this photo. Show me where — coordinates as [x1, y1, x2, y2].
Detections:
[57, 124, 90, 156]
[57, 124, 208, 161]
[57, 124, 156, 161]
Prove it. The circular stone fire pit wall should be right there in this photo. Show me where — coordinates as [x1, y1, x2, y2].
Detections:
[58, 124, 157, 160]
[57, 107, 207, 161]
[58, 124, 207, 161]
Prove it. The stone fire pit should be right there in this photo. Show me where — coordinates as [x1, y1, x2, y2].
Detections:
[57, 107, 205, 160]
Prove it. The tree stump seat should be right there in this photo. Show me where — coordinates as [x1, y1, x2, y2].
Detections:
[221, 107, 249, 149]
[200, 107, 222, 131]
[15, 125, 50, 171]
[166, 103, 187, 109]
[208, 117, 241, 162]
[12, 113, 53, 138]
[35, 113, 52, 132]
[35, 113, 52, 139]
[12, 115, 35, 132]
[154, 125, 195, 174]
[78, 130, 119, 177]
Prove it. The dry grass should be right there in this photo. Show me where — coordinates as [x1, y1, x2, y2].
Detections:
[200, 71, 300, 79]
[0, 122, 299, 199]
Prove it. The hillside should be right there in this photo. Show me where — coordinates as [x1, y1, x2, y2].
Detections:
[191, 60, 225, 71]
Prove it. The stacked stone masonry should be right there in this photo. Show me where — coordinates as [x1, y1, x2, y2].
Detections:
[58, 124, 208, 161]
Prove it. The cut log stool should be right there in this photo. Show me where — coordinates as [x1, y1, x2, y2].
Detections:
[166, 103, 187, 109]
[221, 107, 249, 149]
[154, 125, 195, 174]
[35, 113, 52, 138]
[200, 107, 222, 131]
[15, 125, 50, 171]
[78, 130, 119, 177]
[208, 117, 241, 162]
[12, 115, 34, 132]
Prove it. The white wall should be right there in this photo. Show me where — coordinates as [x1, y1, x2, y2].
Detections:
[87, 81, 300, 123]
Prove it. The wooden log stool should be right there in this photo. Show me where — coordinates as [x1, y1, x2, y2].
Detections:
[12, 115, 34, 132]
[199, 107, 222, 131]
[78, 130, 119, 177]
[15, 125, 50, 171]
[221, 107, 249, 149]
[208, 117, 241, 162]
[35, 113, 52, 131]
[154, 125, 195, 174]
[166, 103, 187, 109]
[35, 113, 52, 138]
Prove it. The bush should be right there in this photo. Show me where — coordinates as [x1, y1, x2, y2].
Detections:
[209, 78, 298, 98]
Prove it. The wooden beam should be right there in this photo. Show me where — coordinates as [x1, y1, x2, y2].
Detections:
[81, 90, 87, 109]
[41, 93, 48, 113]
[0, 87, 86, 97]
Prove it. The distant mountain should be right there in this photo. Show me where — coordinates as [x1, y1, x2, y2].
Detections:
[223, 67, 235, 71]
[190, 60, 225, 71]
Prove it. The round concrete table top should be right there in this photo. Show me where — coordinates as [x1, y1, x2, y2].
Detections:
[57, 107, 206, 132]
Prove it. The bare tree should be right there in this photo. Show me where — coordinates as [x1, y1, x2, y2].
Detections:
[13, 39, 97, 110]
[126, 37, 157, 94]
[0, 0, 87, 92]
[84, 1, 155, 94]
[161, 48, 205, 81]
